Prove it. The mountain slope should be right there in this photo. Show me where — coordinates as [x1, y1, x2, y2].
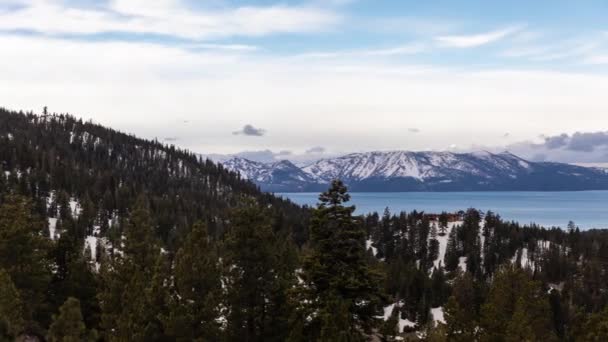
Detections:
[223, 151, 608, 192]
[222, 157, 320, 192]
[0, 108, 308, 246]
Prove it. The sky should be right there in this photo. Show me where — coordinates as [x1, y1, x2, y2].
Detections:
[2, 0, 608, 164]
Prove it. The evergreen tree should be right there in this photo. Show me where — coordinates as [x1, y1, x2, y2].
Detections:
[299, 180, 383, 340]
[430, 266, 448, 307]
[428, 223, 440, 268]
[98, 198, 166, 341]
[438, 212, 449, 236]
[579, 307, 608, 341]
[377, 208, 395, 260]
[0, 195, 51, 332]
[47, 297, 86, 342]
[480, 265, 555, 342]
[223, 200, 296, 342]
[0, 268, 24, 340]
[444, 271, 477, 341]
[380, 305, 400, 341]
[444, 227, 460, 272]
[164, 221, 222, 341]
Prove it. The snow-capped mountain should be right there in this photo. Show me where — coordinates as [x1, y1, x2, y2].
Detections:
[223, 151, 608, 192]
[222, 158, 318, 192]
[302, 151, 532, 183]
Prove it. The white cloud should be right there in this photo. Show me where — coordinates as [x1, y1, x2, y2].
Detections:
[293, 42, 426, 60]
[361, 43, 427, 56]
[2, 34, 608, 156]
[187, 43, 259, 51]
[436, 26, 523, 48]
[0, 0, 340, 40]
[504, 40, 602, 62]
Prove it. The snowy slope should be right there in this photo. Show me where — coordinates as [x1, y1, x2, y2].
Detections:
[222, 157, 319, 192]
[223, 151, 608, 192]
[302, 151, 532, 183]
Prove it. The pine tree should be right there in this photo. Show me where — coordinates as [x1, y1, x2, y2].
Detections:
[428, 223, 440, 268]
[47, 297, 86, 342]
[444, 227, 460, 272]
[300, 180, 383, 340]
[0, 195, 51, 331]
[444, 271, 477, 341]
[98, 197, 166, 341]
[378, 208, 395, 260]
[380, 305, 400, 341]
[318, 296, 360, 342]
[430, 266, 448, 307]
[0, 268, 25, 340]
[480, 265, 555, 341]
[580, 307, 608, 341]
[223, 200, 296, 342]
[438, 212, 449, 236]
[164, 221, 222, 341]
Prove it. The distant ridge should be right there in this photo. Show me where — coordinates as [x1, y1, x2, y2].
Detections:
[222, 150, 608, 192]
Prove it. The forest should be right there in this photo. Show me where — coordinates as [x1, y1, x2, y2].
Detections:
[2, 108, 608, 341]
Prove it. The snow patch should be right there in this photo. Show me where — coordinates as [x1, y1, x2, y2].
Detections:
[366, 239, 378, 257]
[458, 256, 468, 273]
[433, 221, 461, 270]
[48, 218, 58, 240]
[380, 302, 417, 333]
[69, 199, 81, 217]
[431, 307, 445, 325]
[85, 236, 98, 260]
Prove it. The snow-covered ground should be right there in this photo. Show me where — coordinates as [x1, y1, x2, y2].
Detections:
[380, 302, 416, 333]
[366, 239, 378, 257]
[458, 256, 468, 273]
[431, 307, 445, 325]
[379, 302, 446, 334]
[433, 221, 462, 270]
[48, 218, 58, 239]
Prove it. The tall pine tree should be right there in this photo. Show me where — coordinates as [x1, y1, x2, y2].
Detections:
[0, 195, 51, 333]
[223, 200, 296, 342]
[299, 180, 383, 341]
[47, 297, 86, 342]
[164, 221, 222, 341]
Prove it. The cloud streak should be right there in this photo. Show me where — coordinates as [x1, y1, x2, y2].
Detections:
[2, 33, 608, 158]
[0, 0, 340, 40]
[436, 26, 523, 48]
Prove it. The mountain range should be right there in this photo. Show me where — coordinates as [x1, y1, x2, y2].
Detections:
[222, 151, 608, 192]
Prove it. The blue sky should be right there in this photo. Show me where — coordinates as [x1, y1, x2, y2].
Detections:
[1, 0, 608, 163]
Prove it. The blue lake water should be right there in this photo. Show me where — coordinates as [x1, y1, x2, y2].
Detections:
[278, 191, 608, 230]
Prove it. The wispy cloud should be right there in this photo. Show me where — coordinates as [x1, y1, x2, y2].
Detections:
[0, 0, 340, 40]
[3, 29, 608, 158]
[294, 42, 426, 60]
[504, 40, 601, 62]
[436, 26, 523, 48]
[501, 30, 608, 65]
[186, 43, 259, 52]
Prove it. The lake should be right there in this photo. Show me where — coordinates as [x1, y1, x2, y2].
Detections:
[278, 191, 608, 230]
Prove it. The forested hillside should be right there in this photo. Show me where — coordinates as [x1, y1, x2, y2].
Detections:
[2, 108, 608, 341]
[0, 108, 309, 246]
[364, 209, 608, 340]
